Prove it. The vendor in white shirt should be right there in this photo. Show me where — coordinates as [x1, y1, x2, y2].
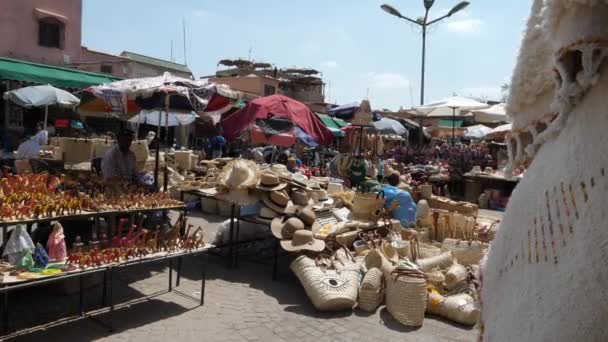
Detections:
[101, 128, 137, 182]
[15, 134, 41, 160]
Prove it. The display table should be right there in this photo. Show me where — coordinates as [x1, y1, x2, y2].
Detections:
[463, 173, 520, 204]
[0, 245, 211, 334]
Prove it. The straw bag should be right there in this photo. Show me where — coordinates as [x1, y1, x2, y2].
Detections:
[352, 190, 385, 222]
[290, 255, 362, 311]
[444, 262, 467, 291]
[442, 293, 480, 326]
[364, 248, 394, 277]
[357, 267, 384, 312]
[420, 184, 433, 199]
[425, 269, 445, 291]
[386, 263, 427, 327]
[441, 238, 487, 266]
[416, 252, 454, 272]
[417, 242, 442, 259]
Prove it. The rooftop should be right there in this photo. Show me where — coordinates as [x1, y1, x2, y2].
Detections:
[120, 51, 191, 74]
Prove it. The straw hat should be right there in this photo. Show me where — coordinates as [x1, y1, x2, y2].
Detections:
[280, 230, 325, 252]
[316, 189, 329, 202]
[470, 166, 482, 174]
[218, 159, 260, 190]
[484, 167, 494, 174]
[291, 173, 312, 189]
[292, 188, 314, 208]
[296, 206, 321, 233]
[271, 217, 305, 239]
[256, 172, 287, 191]
[262, 190, 295, 214]
[257, 206, 280, 224]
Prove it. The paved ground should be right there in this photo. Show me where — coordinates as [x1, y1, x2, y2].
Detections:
[3, 210, 478, 342]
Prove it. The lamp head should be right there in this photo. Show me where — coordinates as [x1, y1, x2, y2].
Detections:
[448, 1, 470, 16]
[423, 0, 435, 10]
[381, 4, 403, 18]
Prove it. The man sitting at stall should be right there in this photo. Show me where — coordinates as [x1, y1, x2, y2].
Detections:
[383, 172, 417, 226]
[101, 128, 137, 182]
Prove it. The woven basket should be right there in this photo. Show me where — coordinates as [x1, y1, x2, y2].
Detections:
[290, 255, 362, 311]
[352, 191, 385, 221]
[416, 252, 454, 272]
[439, 293, 480, 326]
[364, 249, 394, 277]
[358, 267, 384, 312]
[425, 269, 445, 290]
[201, 197, 219, 215]
[418, 243, 442, 259]
[386, 265, 427, 327]
[441, 238, 487, 266]
[392, 240, 411, 260]
[444, 263, 467, 290]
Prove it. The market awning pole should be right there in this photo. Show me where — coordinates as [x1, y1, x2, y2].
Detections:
[452, 107, 456, 147]
[163, 97, 170, 192]
[154, 106, 162, 191]
[4, 81, 10, 131]
[43, 105, 48, 130]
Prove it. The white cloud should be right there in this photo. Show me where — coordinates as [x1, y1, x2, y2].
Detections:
[320, 60, 339, 68]
[446, 18, 483, 34]
[365, 72, 410, 89]
[458, 86, 503, 101]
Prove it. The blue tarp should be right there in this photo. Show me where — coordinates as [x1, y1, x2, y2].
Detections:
[382, 186, 417, 226]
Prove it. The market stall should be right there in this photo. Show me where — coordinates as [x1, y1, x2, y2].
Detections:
[0, 173, 211, 333]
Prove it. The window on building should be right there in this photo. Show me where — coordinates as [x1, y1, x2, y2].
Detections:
[100, 65, 113, 74]
[264, 84, 276, 96]
[38, 18, 63, 48]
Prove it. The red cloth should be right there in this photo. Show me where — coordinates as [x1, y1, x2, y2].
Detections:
[249, 125, 296, 147]
[221, 95, 333, 145]
[55, 119, 69, 128]
[205, 93, 232, 112]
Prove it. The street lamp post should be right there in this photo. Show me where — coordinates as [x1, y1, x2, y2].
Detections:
[381, 1, 470, 106]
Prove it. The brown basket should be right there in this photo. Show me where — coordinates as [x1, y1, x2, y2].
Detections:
[352, 190, 385, 222]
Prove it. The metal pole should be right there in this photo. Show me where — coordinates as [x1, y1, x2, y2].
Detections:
[44, 106, 48, 130]
[452, 107, 456, 146]
[163, 97, 170, 192]
[154, 109, 161, 190]
[420, 24, 427, 106]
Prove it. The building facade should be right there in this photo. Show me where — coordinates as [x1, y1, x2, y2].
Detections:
[0, 0, 83, 66]
[0, 0, 192, 79]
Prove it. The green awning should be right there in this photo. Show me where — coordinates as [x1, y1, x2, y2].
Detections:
[0, 57, 122, 90]
[316, 113, 346, 137]
[439, 119, 464, 128]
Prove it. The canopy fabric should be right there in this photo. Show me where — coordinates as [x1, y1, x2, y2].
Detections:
[439, 119, 464, 128]
[0, 57, 121, 89]
[128, 110, 196, 127]
[416, 96, 489, 117]
[485, 123, 512, 141]
[248, 124, 296, 147]
[222, 94, 333, 145]
[373, 117, 407, 135]
[3, 85, 80, 108]
[316, 113, 349, 133]
[464, 124, 492, 139]
[470, 103, 508, 123]
[294, 127, 319, 147]
[327, 102, 359, 118]
[78, 72, 242, 120]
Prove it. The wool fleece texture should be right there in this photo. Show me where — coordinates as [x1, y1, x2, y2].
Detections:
[481, 0, 608, 341]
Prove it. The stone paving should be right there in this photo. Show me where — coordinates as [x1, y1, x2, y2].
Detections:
[3, 211, 477, 342]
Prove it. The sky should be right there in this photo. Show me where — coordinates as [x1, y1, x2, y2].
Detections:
[83, 0, 530, 111]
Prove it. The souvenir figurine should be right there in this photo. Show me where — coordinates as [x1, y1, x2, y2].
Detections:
[47, 221, 67, 261]
[33, 243, 49, 268]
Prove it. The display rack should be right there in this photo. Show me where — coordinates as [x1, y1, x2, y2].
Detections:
[0, 205, 210, 335]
